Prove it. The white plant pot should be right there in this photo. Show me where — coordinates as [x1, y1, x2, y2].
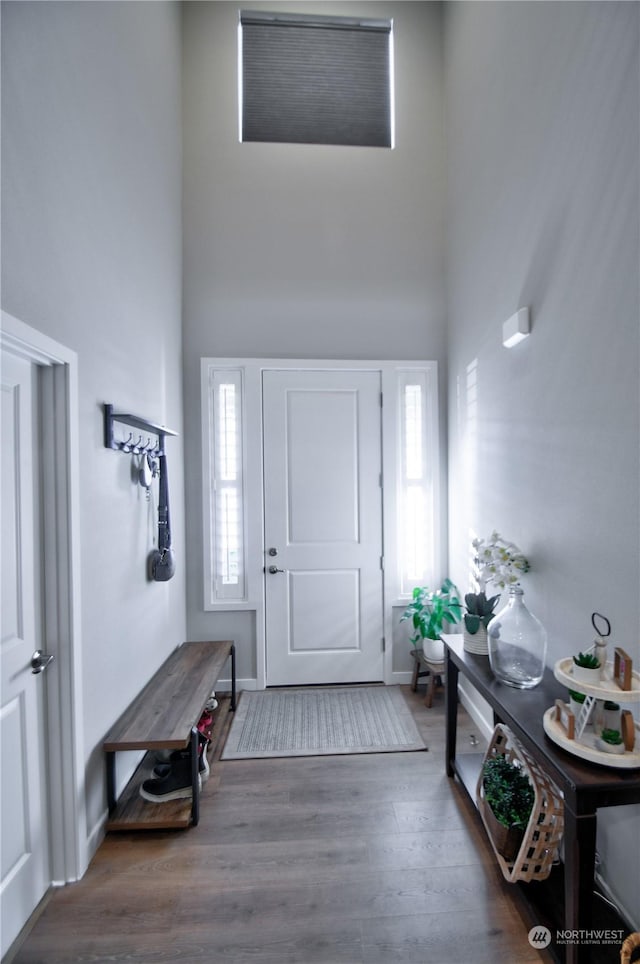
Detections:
[597, 738, 626, 755]
[422, 637, 445, 663]
[569, 697, 585, 719]
[603, 707, 621, 731]
[571, 664, 601, 685]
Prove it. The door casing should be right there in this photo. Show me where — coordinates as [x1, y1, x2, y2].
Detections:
[0, 312, 86, 903]
[201, 358, 442, 691]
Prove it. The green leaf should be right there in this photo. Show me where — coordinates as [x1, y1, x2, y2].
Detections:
[465, 614, 480, 633]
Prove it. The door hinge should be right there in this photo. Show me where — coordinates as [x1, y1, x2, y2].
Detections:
[382, 636, 386, 653]
[379, 391, 383, 407]
[380, 555, 384, 571]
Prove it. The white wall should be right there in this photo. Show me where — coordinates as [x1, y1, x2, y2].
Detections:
[182, 1, 447, 677]
[1, 0, 186, 843]
[444, 1, 639, 926]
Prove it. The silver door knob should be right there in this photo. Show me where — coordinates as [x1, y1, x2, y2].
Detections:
[268, 565, 285, 574]
[31, 650, 55, 675]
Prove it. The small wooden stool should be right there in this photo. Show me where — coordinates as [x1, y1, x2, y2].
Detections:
[410, 648, 446, 708]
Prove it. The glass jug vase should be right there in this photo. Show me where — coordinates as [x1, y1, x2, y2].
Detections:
[488, 587, 547, 689]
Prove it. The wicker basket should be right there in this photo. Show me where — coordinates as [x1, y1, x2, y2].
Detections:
[620, 932, 640, 964]
[477, 723, 564, 883]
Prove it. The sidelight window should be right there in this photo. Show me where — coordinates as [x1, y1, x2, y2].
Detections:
[210, 370, 246, 600]
[398, 371, 434, 595]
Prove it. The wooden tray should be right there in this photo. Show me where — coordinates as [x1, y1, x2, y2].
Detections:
[553, 657, 640, 701]
[543, 706, 640, 769]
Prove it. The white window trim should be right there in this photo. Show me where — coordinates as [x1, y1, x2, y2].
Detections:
[201, 358, 441, 688]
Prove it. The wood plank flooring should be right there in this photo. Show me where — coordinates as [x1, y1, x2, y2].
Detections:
[10, 685, 556, 964]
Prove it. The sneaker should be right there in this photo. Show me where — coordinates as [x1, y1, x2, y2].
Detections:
[152, 743, 210, 783]
[151, 733, 209, 783]
[140, 756, 202, 803]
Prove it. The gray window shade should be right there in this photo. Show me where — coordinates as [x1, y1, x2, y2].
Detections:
[240, 11, 393, 148]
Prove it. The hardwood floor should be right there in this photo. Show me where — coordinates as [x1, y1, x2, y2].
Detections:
[11, 685, 555, 964]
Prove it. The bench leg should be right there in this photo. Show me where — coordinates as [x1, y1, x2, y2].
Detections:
[106, 751, 116, 814]
[190, 726, 200, 827]
[230, 643, 237, 711]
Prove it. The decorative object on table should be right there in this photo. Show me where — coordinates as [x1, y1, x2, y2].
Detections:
[603, 700, 621, 732]
[591, 611, 611, 678]
[544, 657, 640, 769]
[399, 579, 462, 662]
[621, 710, 636, 751]
[464, 531, 528, 656]
[469, 531, 547, 686]
[476, 723, 564, 883]
[554, 699, 575, 739]
[463, 591, 500, 655]
[568, 688, 586, 718]
[571, 650, 602, 685]
[597, 728, 626, 755]
[614, 647, 633, 691]
[489, 587, 547, 689]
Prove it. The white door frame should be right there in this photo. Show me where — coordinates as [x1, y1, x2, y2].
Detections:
[201, 358, 442, 691]
[1, 311, 86, 887]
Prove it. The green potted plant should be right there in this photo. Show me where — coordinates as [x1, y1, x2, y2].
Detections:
[480, 754, 535, 861]
[568, 688, 586, 718]
[572, 651, 601, 684]
[463, 591, 500, 654]
[400, 579, 462, 662]
[598, 728, 625, 755]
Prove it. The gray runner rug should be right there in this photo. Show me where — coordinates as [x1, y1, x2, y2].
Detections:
[221, 685, 426, 760]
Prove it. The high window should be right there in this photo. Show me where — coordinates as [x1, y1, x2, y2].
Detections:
[239, 10, 394, 148]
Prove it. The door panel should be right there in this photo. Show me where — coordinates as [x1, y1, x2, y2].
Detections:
[1, 351, 49, 958]
[263, 369, 383, 686]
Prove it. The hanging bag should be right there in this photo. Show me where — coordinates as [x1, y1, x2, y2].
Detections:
[149, 452, 175, 582]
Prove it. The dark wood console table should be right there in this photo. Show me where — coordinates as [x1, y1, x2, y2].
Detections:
[444, 634, 640, 964]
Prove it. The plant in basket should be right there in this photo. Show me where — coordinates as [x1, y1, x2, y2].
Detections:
[481, 754, 535, 861]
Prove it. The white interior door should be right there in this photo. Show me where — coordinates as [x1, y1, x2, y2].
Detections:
[1, 351, 50, 957]
[263, 369, 384, 686]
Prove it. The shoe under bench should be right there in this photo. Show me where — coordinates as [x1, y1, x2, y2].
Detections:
[103, 639, 236, 831]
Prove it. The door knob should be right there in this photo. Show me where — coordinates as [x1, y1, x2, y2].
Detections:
[268, 565, 285, 574]
[31, 650, 55, 675]
[268, 547, 278, 557]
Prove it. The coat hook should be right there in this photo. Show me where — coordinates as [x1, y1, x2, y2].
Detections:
[121, 432, 133, 453]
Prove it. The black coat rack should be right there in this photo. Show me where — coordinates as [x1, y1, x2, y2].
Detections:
[103, 403, 178, 457]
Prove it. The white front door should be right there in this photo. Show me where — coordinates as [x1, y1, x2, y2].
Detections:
[263, 369, 384, 686]
[1, 351, 50, 957]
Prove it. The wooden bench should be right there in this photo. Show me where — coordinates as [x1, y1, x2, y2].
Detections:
[103, 640, 235, 830]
